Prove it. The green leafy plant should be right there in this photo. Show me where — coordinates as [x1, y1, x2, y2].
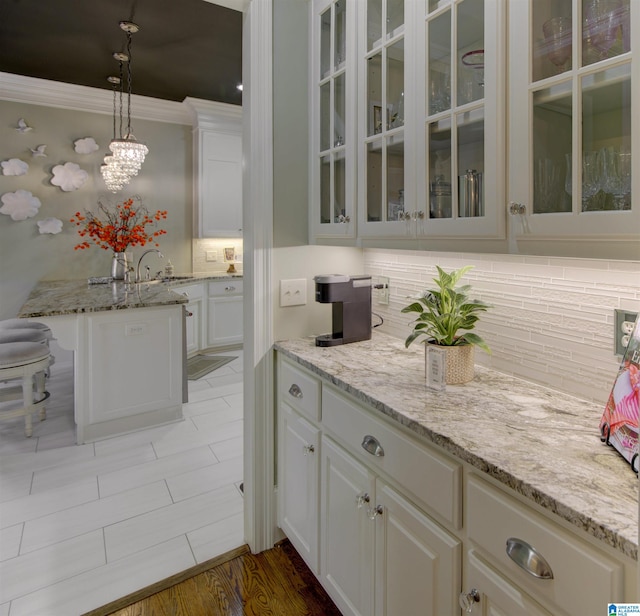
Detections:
[401, 265, 491, 353]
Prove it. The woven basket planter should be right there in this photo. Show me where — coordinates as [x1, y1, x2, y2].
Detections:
[426, 342, 475, 385]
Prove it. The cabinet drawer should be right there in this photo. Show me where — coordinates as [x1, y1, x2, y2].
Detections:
[466, 474, 624, 616]
[208, 280, 243, 296]
[279, 358, 321, 422]
[322, 385, 461, 528]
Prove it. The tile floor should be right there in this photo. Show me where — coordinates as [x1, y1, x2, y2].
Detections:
[0, 349, 245, 616]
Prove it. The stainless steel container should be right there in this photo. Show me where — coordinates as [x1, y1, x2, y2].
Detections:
[458, 169, 484, 217]
[430, 176, 452, 218]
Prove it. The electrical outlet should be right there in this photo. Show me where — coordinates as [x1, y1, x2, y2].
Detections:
[614, 309, 638, 357]
[280, 279, 307, 307]
[206, 251, 217, 262]
[373, 276, 390, 305]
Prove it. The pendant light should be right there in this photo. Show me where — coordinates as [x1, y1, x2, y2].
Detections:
[109, 21, 148, 174]
[101, 73, 129, 192]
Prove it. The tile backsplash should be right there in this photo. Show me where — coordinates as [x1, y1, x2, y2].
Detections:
[364, 249, 640, 404]
[192, 238, 243, 275]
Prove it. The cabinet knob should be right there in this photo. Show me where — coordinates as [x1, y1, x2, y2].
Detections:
[355, 492, 370, 509]
[508, 201, 527, 215]
[458, 588, 480, 612]
[185, 310, 193, 317]
[303, 443, 315, 455]
[367, 504, 384, 520]
[505, 537, 554, 579]
[288, 383, 303, 399]
[225, 286, 236, 292]
[361, 434, 384, 457]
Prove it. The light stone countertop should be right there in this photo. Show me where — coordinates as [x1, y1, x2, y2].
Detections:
[274, 331, 638, 560]
[18, 274, 242, 318]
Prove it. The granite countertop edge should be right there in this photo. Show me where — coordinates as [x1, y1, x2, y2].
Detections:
[17, 274, 243, 318]
[274, 334, 638, 561]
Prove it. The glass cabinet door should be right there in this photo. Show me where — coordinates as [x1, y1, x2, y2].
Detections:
[508, 0, 638, 254]
[418, 0, 506, 240]
[312, 0, 356, 239]
[357, 0, 411, 237]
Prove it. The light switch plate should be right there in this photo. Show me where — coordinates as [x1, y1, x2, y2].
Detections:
[206, 251, 217, 262]
[280, 278, 307, 307]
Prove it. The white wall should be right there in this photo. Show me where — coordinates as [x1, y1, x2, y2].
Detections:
[272, 245, 364, 341]
[364, 248, 640, 403]
[0, 100, 193, 319]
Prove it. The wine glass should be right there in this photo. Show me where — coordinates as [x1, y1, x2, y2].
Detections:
[581, 151, 602, 210]
[566, 151, 603, 210]
[602, 146, 632, 209]
[584, 0, 623, 60]
[543, 17, 572, 74]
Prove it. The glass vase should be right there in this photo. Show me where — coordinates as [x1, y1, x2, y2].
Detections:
[111, 252, 128, 280]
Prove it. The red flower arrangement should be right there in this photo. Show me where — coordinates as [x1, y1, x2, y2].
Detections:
[71, 196, 167, 252]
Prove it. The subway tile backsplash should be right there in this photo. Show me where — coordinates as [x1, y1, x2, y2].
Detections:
[363, 249, 640, 404]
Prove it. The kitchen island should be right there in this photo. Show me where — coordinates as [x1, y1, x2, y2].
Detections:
[18, 278, 199, 443]
[275, 332, 638, 614]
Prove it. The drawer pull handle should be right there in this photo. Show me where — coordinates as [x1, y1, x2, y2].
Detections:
[506, 538, 554, 580]
[303, 443, 315, 455]
[356, 492, 370, 509]
[288, 384, 303, 399]
[361, 435, 384, 457]
[225, 286, 236, 292]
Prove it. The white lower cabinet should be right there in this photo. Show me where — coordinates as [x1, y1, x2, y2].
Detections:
[320, 435, 461, 616]
[275, 354, 637, 616]
[277, 402, 321, 575]
[462, 549, 552, 616]
[207, 280, 243, 348]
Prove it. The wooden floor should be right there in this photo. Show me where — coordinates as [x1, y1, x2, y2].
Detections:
[86, 541, 342, 616]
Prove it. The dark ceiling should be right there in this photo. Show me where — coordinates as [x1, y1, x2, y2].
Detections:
[0, 0, 243, 105]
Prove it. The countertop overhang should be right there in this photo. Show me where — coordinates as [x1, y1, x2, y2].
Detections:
[274, 331, 638, 560]
[17, 273, 242, 318]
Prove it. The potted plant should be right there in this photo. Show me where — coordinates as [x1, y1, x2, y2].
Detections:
[401, 265, 490, 384]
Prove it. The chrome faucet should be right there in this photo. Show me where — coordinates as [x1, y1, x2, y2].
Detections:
[136, 249, 163, 282]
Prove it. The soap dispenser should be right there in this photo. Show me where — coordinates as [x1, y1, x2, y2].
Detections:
[164, 260, 174, 277]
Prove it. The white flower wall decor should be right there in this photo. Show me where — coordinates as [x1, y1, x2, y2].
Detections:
[0, 190, 42, 221]
[37, 217, 64, 234]
[51, 162, 88, 192]
[1, 158, 29, 176]
[74, 137, 99, 154]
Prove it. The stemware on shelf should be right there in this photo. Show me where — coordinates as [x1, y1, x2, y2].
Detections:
[543, 16, 572, 74]
[601, 146, 632, 209]
[565, 151, 603, 210]
[583, 0, 625, 60]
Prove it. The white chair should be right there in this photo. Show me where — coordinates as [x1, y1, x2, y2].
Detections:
[0, 342, 51, 437]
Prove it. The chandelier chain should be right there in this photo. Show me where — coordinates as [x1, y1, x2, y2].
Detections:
[126, 31, 133, 136]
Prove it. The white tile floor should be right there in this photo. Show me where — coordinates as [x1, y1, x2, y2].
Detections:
[0, 350, 245, 616]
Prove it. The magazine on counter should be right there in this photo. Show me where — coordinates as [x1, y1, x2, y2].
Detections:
[600, 314, 640, 473]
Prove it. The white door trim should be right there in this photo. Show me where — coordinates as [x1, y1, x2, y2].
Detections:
[242, 0, 277, 554]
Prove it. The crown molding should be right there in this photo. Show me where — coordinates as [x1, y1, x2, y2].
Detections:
[0, 72, 195, 125]
[183, 97, 243, 133]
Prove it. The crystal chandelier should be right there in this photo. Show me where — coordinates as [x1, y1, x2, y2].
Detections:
[100, 21, 148, 192]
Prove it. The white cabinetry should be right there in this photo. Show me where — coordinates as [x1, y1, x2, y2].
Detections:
[207, 280, 243, 348]
[275, 353, 637, 616]
[185, 98, 243, 239]
[276, 355, 461, 616]
[465, 474, 626, 615]
[508, 0, 639, 258]
[177, 283, 205, 355]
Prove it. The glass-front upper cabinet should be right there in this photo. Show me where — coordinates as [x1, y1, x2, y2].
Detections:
[508, 0, 639, 256]
[415, 0, 507, 240]
[311, 0, 357, 240]
[357, 0, 413, 237]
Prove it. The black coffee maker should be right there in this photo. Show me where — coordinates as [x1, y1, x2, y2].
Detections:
[314, 274, 372, 347]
